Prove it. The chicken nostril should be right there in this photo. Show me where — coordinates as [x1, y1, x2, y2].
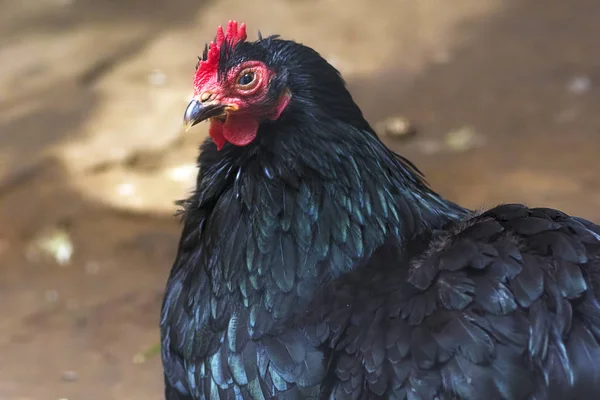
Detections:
[200, 92, 213, 103]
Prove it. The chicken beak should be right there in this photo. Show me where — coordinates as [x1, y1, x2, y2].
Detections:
[183, 99, 227, 132]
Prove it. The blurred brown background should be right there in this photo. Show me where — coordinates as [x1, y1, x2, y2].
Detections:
[0, 0, 599, 398]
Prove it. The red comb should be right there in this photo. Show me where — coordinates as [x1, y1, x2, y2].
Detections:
[194, 21, 247, 88]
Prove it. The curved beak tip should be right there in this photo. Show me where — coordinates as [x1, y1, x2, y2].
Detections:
[183, 99, 227, 132]
[183, 99, 202, 131]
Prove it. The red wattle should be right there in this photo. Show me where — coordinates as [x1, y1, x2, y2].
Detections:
[208, 117, 259, 150]
[223, 116, 259, 147]
[208, 120, 226, 150]
[207, 93, 289, 150]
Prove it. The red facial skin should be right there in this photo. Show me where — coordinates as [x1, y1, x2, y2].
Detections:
[193, 60, 291, 150]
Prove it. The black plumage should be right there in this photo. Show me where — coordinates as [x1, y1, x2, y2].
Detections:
[161, 29, 600, 399]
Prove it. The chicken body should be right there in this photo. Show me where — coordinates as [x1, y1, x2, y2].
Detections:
[161, 22, 600, 400]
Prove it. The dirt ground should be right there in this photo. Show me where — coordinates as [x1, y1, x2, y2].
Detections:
[1, 0, 599, 399]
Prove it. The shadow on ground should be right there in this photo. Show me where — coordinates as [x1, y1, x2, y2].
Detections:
[0, 0, 207, 190]
[351, 0, 600, 216]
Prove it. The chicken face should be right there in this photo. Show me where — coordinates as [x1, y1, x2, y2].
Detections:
[184, 21, 290, 150]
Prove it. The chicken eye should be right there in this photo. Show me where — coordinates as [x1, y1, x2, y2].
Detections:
[238, 71, 255, 86]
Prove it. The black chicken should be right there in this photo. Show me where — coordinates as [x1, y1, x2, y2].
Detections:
[161, 21, 600, 400]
